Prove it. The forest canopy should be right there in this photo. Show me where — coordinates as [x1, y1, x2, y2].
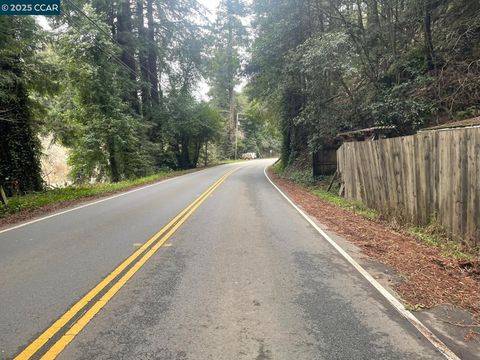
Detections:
[247, 0, 480, 166]
[0, 0, 281, 191]
[1, 0, 479, 190]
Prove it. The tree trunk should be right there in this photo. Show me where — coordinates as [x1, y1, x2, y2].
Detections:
[193, 141, 201, 168]
[356, 0, 364, 32]
[226, 0, 236, 158]
[107, 138, 120, 182]
[116, 0, 139, 113]
[366, 0, 380, 29]
[179, 136, 191, 169]
[146, 0, 159, 105]
[136, 0, 151, 117]
[423, 0, 435, 71]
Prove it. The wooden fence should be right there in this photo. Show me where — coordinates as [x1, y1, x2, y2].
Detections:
[337, 127, 480, 247]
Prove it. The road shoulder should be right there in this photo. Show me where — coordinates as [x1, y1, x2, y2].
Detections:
[267, 167, 480, 360]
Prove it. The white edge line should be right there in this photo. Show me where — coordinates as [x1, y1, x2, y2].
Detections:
[0, 166, 226, 235]
[263, 166, 460, 360]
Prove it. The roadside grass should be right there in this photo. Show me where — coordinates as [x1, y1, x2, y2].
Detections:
[272, 162, 380, 220]
[310, 188, 380, 220]
[272, 162, 478, 261]
[0, 169, 194, 218]
[408, 225, 477, 261]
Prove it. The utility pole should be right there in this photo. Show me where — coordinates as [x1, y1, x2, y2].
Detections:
[235, 113, 239, 160]
[204, 141, 208, 167]
[235, 112, 244, 160]
[218, 108, 241, 160]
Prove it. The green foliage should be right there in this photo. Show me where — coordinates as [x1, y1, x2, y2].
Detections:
[0, 17, 45, 192]
[38, 0, 222, 181]
[238, 96, 280, 157]
[249, 0, 480, 168]
[166, 90, 225, 169]
[2, 0, 280, 195]
[409, 224, 477, 261]
[52, 5, 152, 182]
[364, 84, 433, 134]
[208, 0, 249, 109]
[310, 189, 381, 221]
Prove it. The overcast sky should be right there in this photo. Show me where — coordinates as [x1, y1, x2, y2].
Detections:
[198, 0, 220, 20]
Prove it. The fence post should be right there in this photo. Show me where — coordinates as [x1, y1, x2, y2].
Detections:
[0, 185, 8, 206]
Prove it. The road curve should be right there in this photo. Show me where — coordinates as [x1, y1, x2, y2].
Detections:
[1, 160, 446, 359]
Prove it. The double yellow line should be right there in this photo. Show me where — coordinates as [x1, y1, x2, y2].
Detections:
[16, 168, 239, 360]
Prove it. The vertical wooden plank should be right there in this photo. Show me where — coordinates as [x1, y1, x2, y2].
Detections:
[346, 143, 353, 199]
[338, 146, 345, 195]
[360, 142, 369, 205]
[375, 139, 386, 210]
[380, 139, 391, 212]
[347, 143, 355, 200]
[429, 132, 436, 223]
[355, 142, 364, 203]
[448, 130, 456, 237]
[453, 130, 464, 238]
[458, 129, 469, 240]
[410, 135, 416, 223]
[432, 131, 439, 220]
[401, 137, 409, 219]
[415, 133, 422, 225]
[394, 137, 405, 217]
[407, 136, 414, 221]
[474, 129, 480, 247]
[450, 131, 457, 237]
[465, 129, 479, 246]
[437, 130, 448, 233]
[354, 143, 362, 202]
[427, 131, 436, 225]
[415, 132, 426, 225]
[363, 142, 375, 208]
[385, 138, 397, 214]
[370, 140, 382, 209]
[436, 131, 443, 228]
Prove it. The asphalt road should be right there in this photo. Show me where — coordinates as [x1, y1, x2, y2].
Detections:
[0, 160, 447, 359]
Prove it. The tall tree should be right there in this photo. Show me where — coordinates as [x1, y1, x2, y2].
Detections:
[209, 0, 248, 158]
[136, 0, 151, 117]
[56, 5, 151, 181]
[116, 0, 139, 113]
[0, 17, 44, 192]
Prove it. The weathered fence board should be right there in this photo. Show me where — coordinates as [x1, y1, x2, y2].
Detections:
[337, 127, 480, 246]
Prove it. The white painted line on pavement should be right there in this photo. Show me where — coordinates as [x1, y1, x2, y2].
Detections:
[0, 166, 230, 235]
[263, 166, 460, 360]
[0, 179, 178, 235]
